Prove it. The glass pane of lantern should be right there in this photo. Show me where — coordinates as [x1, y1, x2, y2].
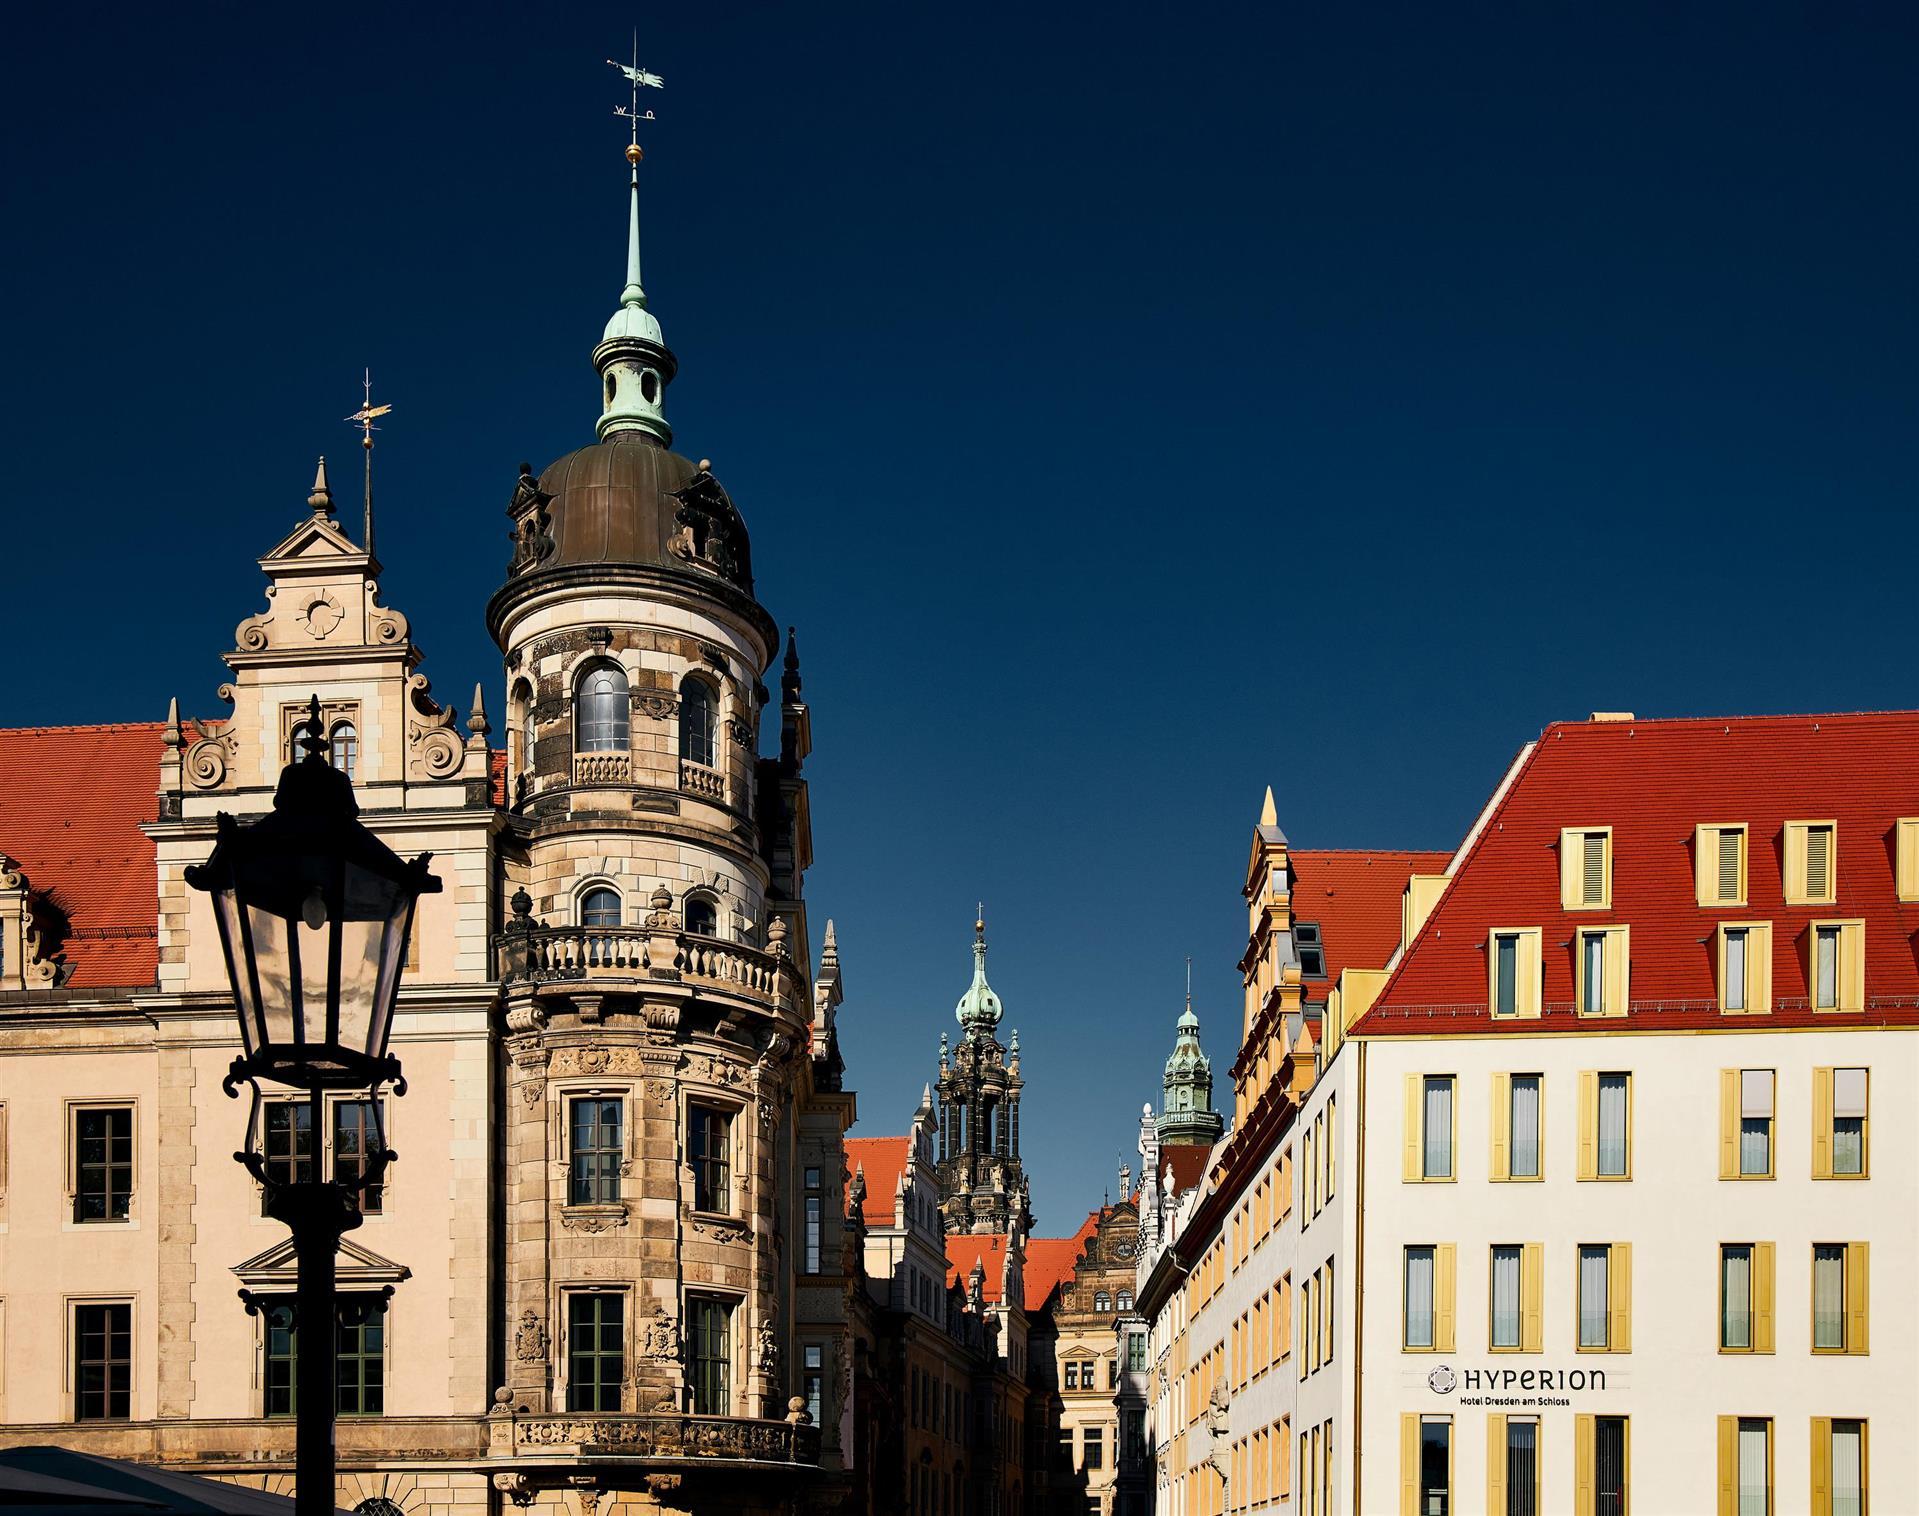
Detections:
[209, 887, 262, 1057]
[245, 906, 301, 1050]
[335, 862, 410, 1060]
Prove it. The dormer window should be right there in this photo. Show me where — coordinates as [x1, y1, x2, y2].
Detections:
[1898, 819, 1919, 903]
[1560, 828, 1612, 910]
[1295, 923, 1326, 979]
[1784, 822, 1837, 905]
[1695, 824, 1747, 907]
[576, 665, 630, 753]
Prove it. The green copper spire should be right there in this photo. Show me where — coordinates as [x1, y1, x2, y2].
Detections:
[593, 52, 674, 444]
[954, 906, 1004, 1030]
[1159, 963, 1224, 1148]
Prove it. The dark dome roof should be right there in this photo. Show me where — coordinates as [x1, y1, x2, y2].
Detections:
[536, 432, 704, 571]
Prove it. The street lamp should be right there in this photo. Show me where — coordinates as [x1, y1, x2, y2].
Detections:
[188, 697, 440, 1516]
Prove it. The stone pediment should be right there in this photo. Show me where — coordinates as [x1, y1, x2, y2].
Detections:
[232, 1233, 411, 1288]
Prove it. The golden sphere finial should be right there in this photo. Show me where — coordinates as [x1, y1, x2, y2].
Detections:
[625, 143, 644, 165]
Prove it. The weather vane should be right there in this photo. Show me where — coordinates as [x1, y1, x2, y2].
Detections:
[608, 31, 664, 161]
[345, 369, 391, 559]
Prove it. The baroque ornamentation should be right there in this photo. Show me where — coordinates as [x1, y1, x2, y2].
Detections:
[406, 673, 464, 779]
[668, 470, 754, 591]
[559, 1207, 628, 1234]
[635, 691, 679, 720]
[644, 1303, 679, 1361]
[297, 592, 343, 639]
[689, 1215, 750, 1245]
[366, 584, 408, 645]
[184, 731, 234, 790]
[514, 1310, 547, 1361]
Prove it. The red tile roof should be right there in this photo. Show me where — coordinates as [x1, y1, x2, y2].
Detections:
[0, 724, 162, 988]
[943, 1208, 1104, 1313]
[1356, 712, 1919, 1035]
[844, 1135, 911, 1224]
[489, 748, 508, 807]
[1290, 849, 1452, 998]
[1158, 1142, 1213, 1199]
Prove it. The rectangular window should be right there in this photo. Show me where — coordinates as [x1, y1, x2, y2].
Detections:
[1697, 824, 1748, 906]
[689, 1297, 732, 1415]
[1128, 1330, 1149, 1373]
[332, 1100, 384, 1213]
[1812, 1244, 1858, 1352]
[568, 1097, 623, 1206]
[803, 1166, 824, 1273]
[1415, 1417, 1450, 1515]
[1576, 927, 1629, 1017]
[266, 1297, 386, 1418]
[1823, 1418, 1866, 1516]
[1083, 1426, 1104, 1470]
[1785, 821, 1837, 904]
[1578, 1246, 1610, 1349]
[1561, 828, 1612, 909]
[1739, 1070, 1773, 1177]
[1591, 1073, 1630, 1178]
[1503, 1418, 1538, 1516]
[1583, 1415, 1628, 1516]
[1824, 1067, 1868, 1177]
[73, 1107, 134, 1223]
[264, 1099, 314, 1193]
[803, 1343, 824, 1429]
[566, 1293, 624, 1412]
[1402, 1245, 1450, 1352]
[1809, 921, 1864, 1013]
[1487, 929, 1541, 1018]
[1726, 1417, 1770, 1516]
[1295, 921, 1325, 979]
[73, 1303, 131, 1421]
[689, 1106, 732, 1213]
[1724, 928, 1748, 1011]
[1721, 1245, 1753, 1350]
[1510, 1075, 1540, 1178]
[1490, 1246, 1521, 1350]
[1422, 1076, 1453, 1180]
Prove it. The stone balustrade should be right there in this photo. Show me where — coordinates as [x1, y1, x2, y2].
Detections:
[573, 752, 632, 786]
[503, 926, 797, 1013]
[678, 760, 725, 800]
[489, 1410, 820, 1466]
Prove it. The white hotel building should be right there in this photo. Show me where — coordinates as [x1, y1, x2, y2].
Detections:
[1138, 711, 1918, 1516]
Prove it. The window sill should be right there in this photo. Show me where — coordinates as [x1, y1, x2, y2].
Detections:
[1406, 1177, 1457, 1185]
[1574, 1346, 1628, 1355]
[1579, 1175, 1633, 1183]
[1815, 1172, 1870, 1181]
[1490, 1175, 1544, 1184]
[1717, 1347, 1772, 1355]
[559, 1203, 629, 1234]
[63, 1219, 139, 1233]
[1723, 1173, 1775, 1182]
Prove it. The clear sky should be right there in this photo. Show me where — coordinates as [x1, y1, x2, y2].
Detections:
[5, 3, 1915, 1233]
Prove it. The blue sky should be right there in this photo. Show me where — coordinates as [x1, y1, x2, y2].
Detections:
[5, 3, 1915, 1232]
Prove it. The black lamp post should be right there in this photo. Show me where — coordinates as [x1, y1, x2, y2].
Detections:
[188, 697, 440, 1516]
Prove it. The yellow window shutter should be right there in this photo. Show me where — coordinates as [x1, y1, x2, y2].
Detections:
[1404, 1074, 1420, 1182]
[1719, 1070, 1739, 1179]
[1783, 824, 1807, 902]
[1609, 1242, 1631, 1351]
[1435, 1244, 1456, 1353]
[1845, 1242, 1868, 1354]
[1694, 825, 1713, 904]
[1577, 1071, 1597, 1180]
[1574, 1416, 1595, 1516]
[1491, 1072, 1511, 1180]
[1842, 923, 1865, 1012]
[1518, 930, 1541, 1017]
[1813, 1068, 1834, 1179]
[1753, 1242, 1774, 1354]
[1521, 1243, 1543, 1352]
[1807, 824, 1832, 900]
[1898, 817, 1919, 901]
[1399, 1414, 1419, 1516]
[1717, 1416, 1738, 1516]
[1750, 921, 1773, 1012]
[1485, 1415, 1506, 1516]
[1810, 1417, 1832, 1516]
[1560, 829, 1582, 908]
[1603, 925, 1629, 1014]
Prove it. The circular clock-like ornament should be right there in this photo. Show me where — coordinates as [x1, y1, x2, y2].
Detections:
[1113, 1236, 1138, 1260]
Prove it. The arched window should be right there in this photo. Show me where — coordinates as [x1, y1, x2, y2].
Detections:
[679, 677, 717, 768]
[575, 665, 629, 753]
[329, 721, 358, 779]
[512, 681, 535, 774]
[1118, 1289, 1133, 1311]
[1095, 1291, 1112, 1313]
[580, 887, 621, 929]
[684, 894, 718, 937]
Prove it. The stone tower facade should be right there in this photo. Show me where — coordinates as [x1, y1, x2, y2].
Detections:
[932, 916, 1031, 1235]
[482, 138, 857, 1507]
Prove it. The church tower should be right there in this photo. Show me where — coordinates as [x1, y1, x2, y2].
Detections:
[483, 81, 855, 1502]
[1157, 987, 1225, 1149]
[933, 913, 1032, 1235]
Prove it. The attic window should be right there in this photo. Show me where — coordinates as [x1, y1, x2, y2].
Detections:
[1295, 923, 1326, 979]
[1784, 822, 1838, 906]
[1560, 828, 1613, 910]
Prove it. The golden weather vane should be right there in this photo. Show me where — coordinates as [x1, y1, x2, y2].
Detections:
[345, 369, 391, 559]
[608, 30, 664, 162]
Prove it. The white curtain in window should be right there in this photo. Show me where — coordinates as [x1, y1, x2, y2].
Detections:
[1597, 1076, 1627, 1175]
[1832, 1422, 1863, 1516]
[1816, 929, 1839, 1007]
[1813, 1247, 1845, 1349]
[1724, 929, 1747, 1009]
[1583, 932, 1606, 1012]
[1423, 1079, 1452, 1178]
[1507, 1421, 1537, 1516]
[1491, 1247, 1521, 1348]
[1404, 1248, 1434, 1348]
[1510, 1077, 1540, 1176]
[1721, 1249, 1750, 1348]
[1578, 1248, 1609, 1347]
[1736, 1422, 1768, 1516]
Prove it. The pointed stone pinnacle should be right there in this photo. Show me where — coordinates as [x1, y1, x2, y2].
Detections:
[1260, 784, 1278, 827]
[468, 682, 490, 736]
[309, 457, 334, 515]
[163, 696, 183, 750]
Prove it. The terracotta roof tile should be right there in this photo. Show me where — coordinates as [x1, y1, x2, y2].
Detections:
[1158, 1142, 1213, 1199]
[489, 748, 508, 807]
[0, 723, 162, 988]
[1290, 849, 1452, 999]
[1357, 711, 1919, 1035]
[844, 1135, 911, 1224]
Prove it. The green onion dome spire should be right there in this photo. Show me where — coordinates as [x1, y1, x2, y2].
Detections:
[954, 907, 1003, 1030]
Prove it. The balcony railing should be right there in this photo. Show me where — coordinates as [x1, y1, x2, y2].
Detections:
[491, 1411, 821, 1466]
[504, 926, 795, 1009]
[679, 760, 725, 800]
[573, 752, 632, 786]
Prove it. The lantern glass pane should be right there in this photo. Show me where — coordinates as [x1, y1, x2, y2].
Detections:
[245, 906, 302, 1050]
[210, 885, 262, 1057]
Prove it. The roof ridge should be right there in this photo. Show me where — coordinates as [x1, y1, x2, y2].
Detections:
[1292, 847, 1454, 857]
[0, 721, 168, 736]
[1542, 708, 1919, 735]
